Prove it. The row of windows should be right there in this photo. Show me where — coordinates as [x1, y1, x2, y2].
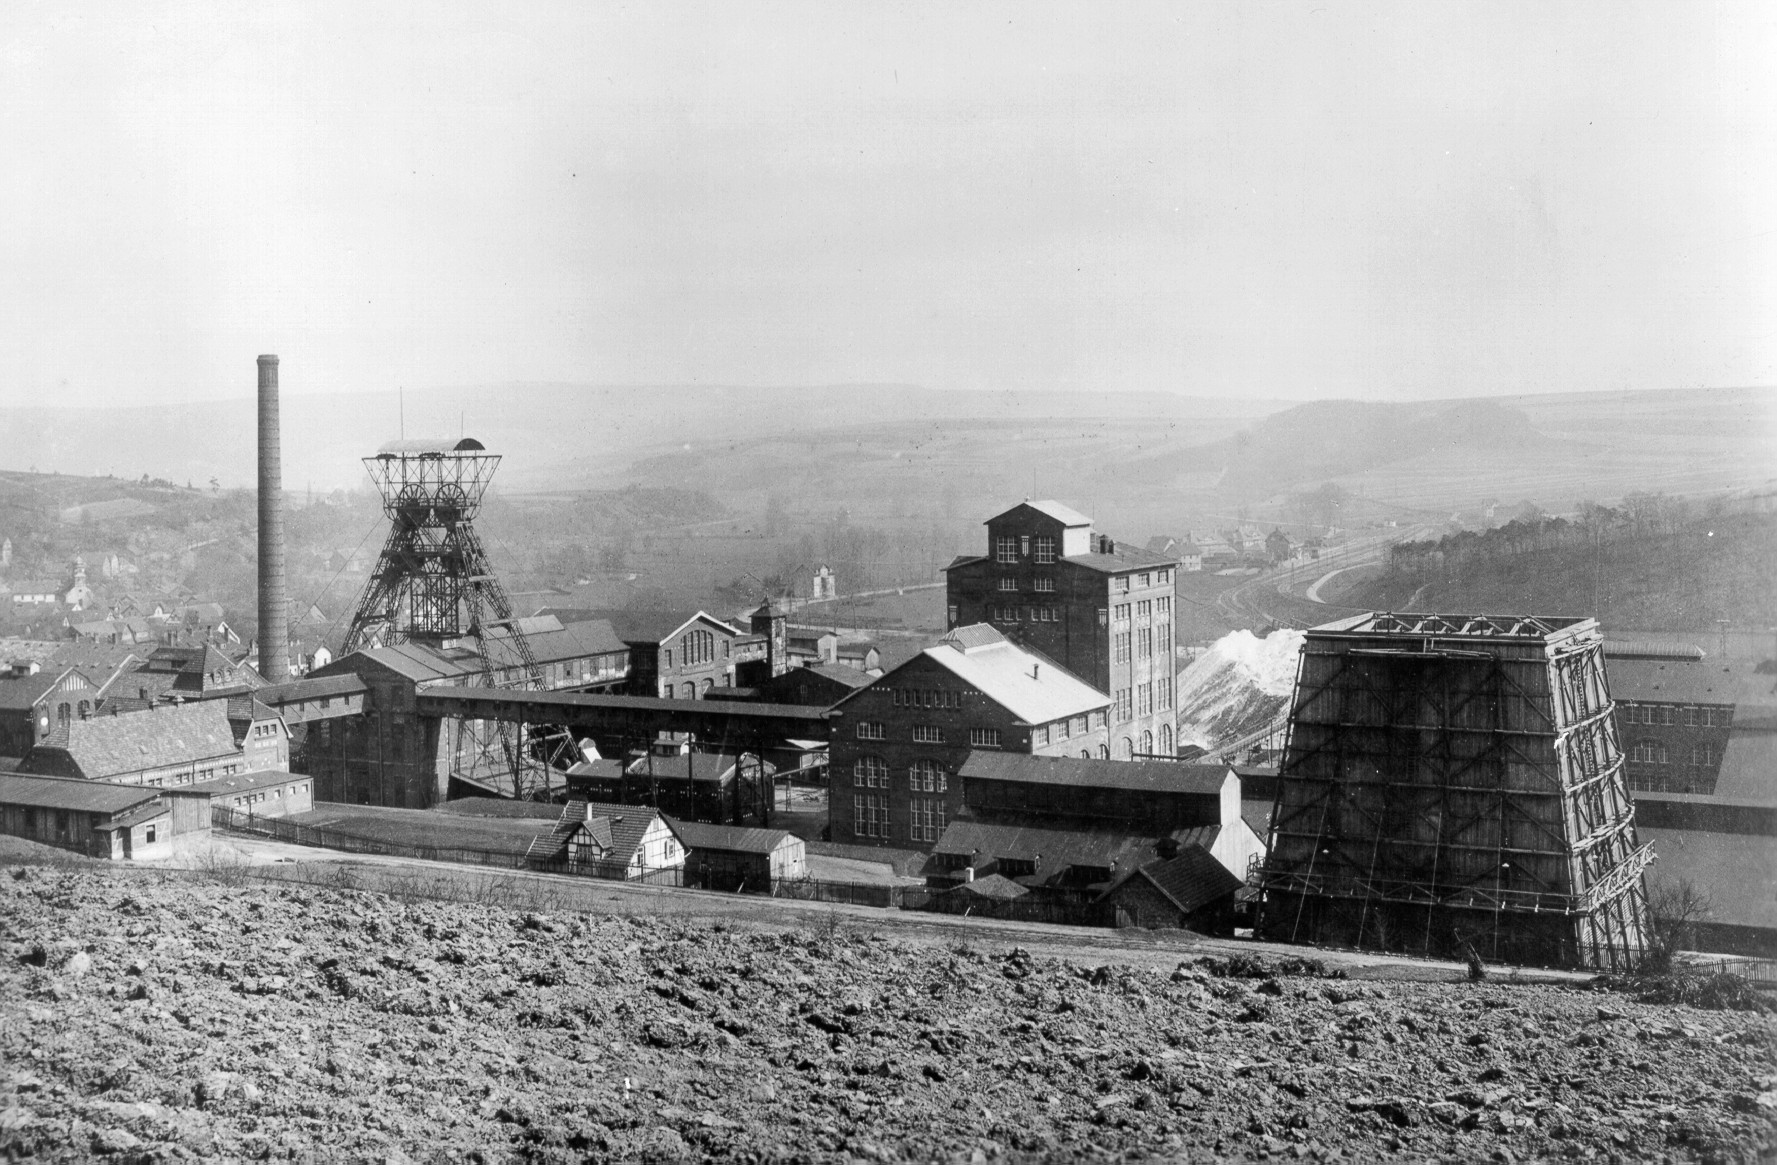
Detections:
[1111, 624, 1172, 663]
[997, 576, 1059, 593]
[995, 534, 1059, 565]
[889, 688, 962, 709]
[1031, 713, 1103, 747]
[852, 756, 949, 792]
[989, 604, 1063, 623]
[1628, 740, 1721, 766]
[1112, 569, 1172, 594]
[1619, 703, 1732, 728]
[852, 793, 949, 843]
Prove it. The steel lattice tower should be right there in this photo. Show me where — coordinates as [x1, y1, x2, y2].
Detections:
[345, 438, 567, 796]
[1254, 612, 1652, 972]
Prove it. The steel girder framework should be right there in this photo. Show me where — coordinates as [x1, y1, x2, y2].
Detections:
[1253, 613, 1651, 971]
[344, 441, 573, 797]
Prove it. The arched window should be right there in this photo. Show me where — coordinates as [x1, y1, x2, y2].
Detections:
[853, 754, 888, 789]
[680, 681, 696, 700]
[1119, 736, 1134, 760]
[701, 678, 713, 694]
[1631, 739, 1666, 764]
[908, 758, 946, 793]
[1080, 749, 1092, 760]
[77, 700, 90, 718]
[57, 703, 70, 724]
[1158, 723, 1173, 756]
[1097, 743, 1110, 760]
[1140, 730, 1154, 756]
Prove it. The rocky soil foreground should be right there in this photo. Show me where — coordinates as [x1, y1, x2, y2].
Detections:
[2, 866, 1775, 1164]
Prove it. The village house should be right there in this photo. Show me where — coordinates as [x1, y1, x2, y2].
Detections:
[944, 501, 1181, 758]
[0, 772, 209, 860]
[828, 624, 1111, 848]
[554, 801, 684, 881]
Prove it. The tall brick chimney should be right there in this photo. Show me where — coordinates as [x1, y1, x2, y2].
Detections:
[257, 355, 288, 680]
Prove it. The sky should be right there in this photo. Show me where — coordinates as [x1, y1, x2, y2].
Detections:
[1, 1, 1773, 407]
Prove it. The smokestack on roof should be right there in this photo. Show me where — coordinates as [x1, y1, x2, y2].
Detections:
[257, 355, 288, 681]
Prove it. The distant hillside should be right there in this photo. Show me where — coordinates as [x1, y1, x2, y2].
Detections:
[1349, 504, 1777, 632]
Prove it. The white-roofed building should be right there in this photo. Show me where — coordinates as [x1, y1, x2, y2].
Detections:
[828, 624, 1112, 849]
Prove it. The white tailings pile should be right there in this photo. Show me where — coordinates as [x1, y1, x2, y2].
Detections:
[1175, 628, 1305, 749]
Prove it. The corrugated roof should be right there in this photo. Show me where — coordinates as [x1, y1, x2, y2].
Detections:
[17, 701, 241, 780]
[958, 752, 1229, 795]
[0, 772, 159, 813]
[1126, 845, 1244, 914]
[911, 626, 1108, 725]
[667, 818, 797, 855]
[1642, 827, 1777, 931]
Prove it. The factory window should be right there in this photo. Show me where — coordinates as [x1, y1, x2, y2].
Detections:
[1137, 627, 1152, 657]
[1091, 710, 1107, 731]
[1113, 603, 1131, 625]
[1137, 600, 1152, 622]
[1020, 535, 1031, 556]
[969, 727, 1001, 748]
[1690, 744, 1719, 767]
[1034, 536, 1056, 564]
[1158, 723, 1173, 756]
[680, 682, 695, 700]
[701, 678, 713, 695]
[1157, 676, 1173, 710]
[912, 724, 944, 744]
[1115, 688, 1133, 723]
[1138, 573, 1151, 588]
[1138, 682, 1153, 716]
[857, 721, 886, 741]
[1657, 706, 1674, 726]
[1072, 715, 1088, 736]
[854, 794, 889, 839]
[680, 629, 715, 666]
[144, 824, 156, 845]
[1033, 724, 1049, 747]
[1683, 706, 1699, 727]
[853, 755, 889, 789]
[1158, 569, 1171, 584]
[1141, 730, 1154, 755]
[1157, 621, 1171, 654]
[1097, 608, 1108, 627]
[1704, 707, 1732, 728]
[1115, 576, 1130, 594]
[1119, 737, 1134, 759]
[998, 577, 1018, 592]
[1034, 576, 1055, 593]
[1055, 718, 1070, 740]
[910, 798, 947, 844]
[947, 605, 959, 625]
[995, 536, 1018, 564]
[1631, 739, 1667, 764]
[1113, 632, 1131, 664]
[1081, 749, 1092, 760]
[77, 700, 90, 718]
[1157, 596, 1171, 616]
[908, 758, 946, 793]
[58, 703, 70, 724]
[663, 650, 673, 669]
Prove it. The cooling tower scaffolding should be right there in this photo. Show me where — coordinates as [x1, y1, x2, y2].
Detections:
[1254, 612, 1652, 971]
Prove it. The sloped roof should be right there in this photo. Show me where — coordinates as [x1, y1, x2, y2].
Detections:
[585, 609, 742, 646]
[895, 625, 1107, 725]
[947, 873, 1029, 899]
[258, 673, 368, 703]
[668, 818, 798, 855]
[578, 800, 669, 867]
[1609, 658, 1777, 708]
[958, 752, 1229, 796]
[932, 819, 1152, 875]
[1124, 845, 1244, 914]
[0, 667, 80, 711]
[0, 772, 159, 813]
[1241, 798, 1276, 840]
[1063, 543, 1179, 574]
[1018, 499, 1093, 527]
[17, 701, 240, 780]
[186, 768, 305, 797]
[623, 750, 755, 783]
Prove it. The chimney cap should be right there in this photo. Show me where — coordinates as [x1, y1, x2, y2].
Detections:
[257, 354, 279, 364]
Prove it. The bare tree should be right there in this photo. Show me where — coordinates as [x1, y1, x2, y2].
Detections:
[1645, 877, 1714, 974]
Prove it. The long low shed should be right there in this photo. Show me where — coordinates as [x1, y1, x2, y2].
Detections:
[0, 772, 209, 859]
